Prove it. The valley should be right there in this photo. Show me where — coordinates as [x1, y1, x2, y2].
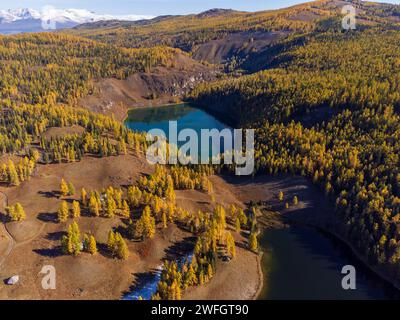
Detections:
[125, 103, 400, 299]
[0, 0, 400, 301]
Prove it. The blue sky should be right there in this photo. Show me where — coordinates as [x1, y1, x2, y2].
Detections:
[0, 0, 399, 16]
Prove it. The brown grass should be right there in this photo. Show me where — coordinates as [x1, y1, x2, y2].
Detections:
[0, 153, 262, 300]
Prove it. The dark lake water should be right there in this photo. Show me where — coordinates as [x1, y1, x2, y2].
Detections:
[258, 226, 399, 300]
[125, 103, 399, 300]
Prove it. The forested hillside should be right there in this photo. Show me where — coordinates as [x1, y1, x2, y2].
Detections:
[189, 29, 400, 125]
[0, 33, 180, 107]
[187, 23, 400, 280]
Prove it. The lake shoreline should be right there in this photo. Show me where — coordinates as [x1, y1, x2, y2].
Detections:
[313, 223, 400, 292]
[251, 253, 264, 300]
[122, 103, 400, 299]
[222, 173, 400, 299]
[254, 213, 400, 300]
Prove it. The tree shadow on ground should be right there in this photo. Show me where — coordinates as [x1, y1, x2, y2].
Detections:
[38, 190, 59, 199]
[96, 242, 113, 259]
[114, 223, 128, 235]
[33, 246, 64, 257]
[0, 213, 11, 223]
[163, 236, 196, 261]
[37, 212, 58, 224]
[236, 240, 249, 251]
[45, 231, 66, 241]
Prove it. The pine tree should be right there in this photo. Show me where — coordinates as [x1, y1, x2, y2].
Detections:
[165, 182, 176, 204]
[139, 205, 156, 239]
[278, 191, 284, 201]
[325, 182, 332, 195]
[58, 200, 69, 222]
[114, 189, 123, 209]
[61, 234, 73, 255]
[115, 232, 129, 260]
[60, 178, 69, 197]
[107, 230, 116, 254]
[89, 194, 100, 216]
[14, 203, 26, 221]
[106, 197, 117, 218]
[72, 200, 81, 218]
[8, 160, 19, 186]
[226, 232, 236, 258]
[153, 196, 162, 215]
[151, 293, 161, 300]
[88, 235, 97, 255]
[285, 202, 289, 209]
[237, 208, 248, 226]
[168, 203, 175, 222]
[81, 188, 87, 207]
[174, 281, 182, 300]
[118, 139, 127, 155]
[121, 200, 130, 218]
[62, 221, 82, 256]
[184, 264, 197, 287]
[127, 185, 142, 208]
[207, 263, 213, 280]
[229, 204, 237, 220]
[249, 231, 258, 252]
[235, 217, 241, 233]
[7, 203, 26, 221]
[31, 149, 40, 162]
[199, 270, 205, 285]
[70, 221, 81, 255]
[67, 182, 75, 196]
[293, 195, 299, 205]
[214, 205, 226, 237]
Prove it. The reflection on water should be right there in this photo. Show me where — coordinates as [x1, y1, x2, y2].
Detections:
[258, 226, 400, 300]
[126, 104, 196, 124]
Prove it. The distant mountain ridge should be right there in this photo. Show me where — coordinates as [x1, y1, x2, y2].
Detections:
[0, 7, 153, 34]
[66, 0, 400, 65]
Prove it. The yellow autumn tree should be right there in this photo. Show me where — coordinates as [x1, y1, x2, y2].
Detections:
[72, 200, 81, 218]
[58, 200, 69, 222]
[60, 178, 69, 197]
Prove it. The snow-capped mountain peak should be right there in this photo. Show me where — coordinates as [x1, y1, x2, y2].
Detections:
[0, 8, 41, 23]
[0, 7, 153, 34]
